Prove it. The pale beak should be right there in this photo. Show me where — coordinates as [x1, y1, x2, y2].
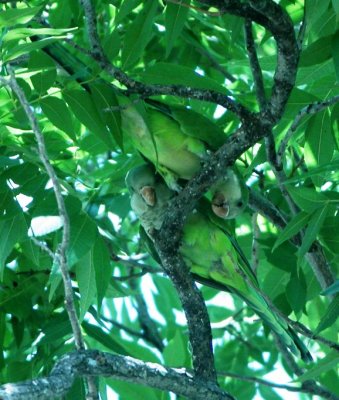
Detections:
[140, 186, 156, 206]
[212, 193, 230, 219]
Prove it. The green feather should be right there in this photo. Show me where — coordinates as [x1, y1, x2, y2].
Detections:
[126, 165, 312, 363]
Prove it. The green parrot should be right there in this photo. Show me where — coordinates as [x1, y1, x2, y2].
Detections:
[121, 99, 248, 219]
[125, 164, 312, 362]
[210, 167, 249, 220]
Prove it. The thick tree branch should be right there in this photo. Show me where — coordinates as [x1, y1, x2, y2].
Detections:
[79, 0, 218, 382]
[0, 350, 235, 400]
[244, 19, 267, 110]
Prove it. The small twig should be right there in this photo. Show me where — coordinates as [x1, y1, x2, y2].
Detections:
[251, 212, 260, 273]
[31, 237, 55, 259]
[219, 370, 339, 399]
[244, 18, 267, 110]
[2, 70, 83, 349]
[1, 69, 98, 400]
[277, 95, 339, 166]
[274, 336, 338, 400]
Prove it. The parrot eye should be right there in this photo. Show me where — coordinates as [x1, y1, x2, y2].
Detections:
[237, 201, 244, 208]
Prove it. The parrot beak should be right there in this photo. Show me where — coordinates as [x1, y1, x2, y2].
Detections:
[212, 193, 230, 219]
[140, 186, 156, 206]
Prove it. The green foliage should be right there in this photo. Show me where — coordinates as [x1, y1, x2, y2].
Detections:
[0, 0, 338, 399]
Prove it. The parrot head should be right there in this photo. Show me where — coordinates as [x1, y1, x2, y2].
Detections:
[211, 168, 248, 219]
[125, 164, 175, 236]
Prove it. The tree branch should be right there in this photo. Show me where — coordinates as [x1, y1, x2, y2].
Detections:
[79, 0, 218, 382]
[218, 370, 339, 399]
[0, 70, 98, 400]
[0, 350, 235, 400]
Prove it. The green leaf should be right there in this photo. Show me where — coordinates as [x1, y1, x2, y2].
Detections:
[165, 0, 190, 57]
[29, 51, 56, 94]
[141, 62, 227, 94]
[89, 83, 122, 149]
[295, 351, 339, 382]
[40, 96, 76, 140]
[319, 214, 339, 254]
[4, 37, 65, 63]
[93, 238, 112, 310]
[76, 250, 97, 321]
[67, 213, 98, 266]
[287, 187, 328, 212]
[3, 27, 77, 42]
[0, 214, 27, 279]
[48, 257, 63, 302]
[299, 35, 332, 67]
[121, 1, 158, 69]
[304, 111, 334, 186]
[298, 204, 329, 259]
[333, 0, 339, 14]
[286, 269, 307, 315]
[163, 330, 188, 367]
[63, 89, 115, 149]
[272, 211, 310, 251]
[258, 386, 283, 400]
[82, 322, 130, 355]
[114, 0, 141, 24]
[0, 6, 42, 27]
[314, 295, 339, 334]
[332, 29, 339, 82]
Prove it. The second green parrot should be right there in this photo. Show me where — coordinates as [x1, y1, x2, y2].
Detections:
[125, 164, 312, 362]
[121, 100, 248, 219]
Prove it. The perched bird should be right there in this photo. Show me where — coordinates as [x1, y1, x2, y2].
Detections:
[121, 99, 248, 218]
[125, 164, 175, 236]
[210, 168, 249, 220]
[125, 164, 312, 362]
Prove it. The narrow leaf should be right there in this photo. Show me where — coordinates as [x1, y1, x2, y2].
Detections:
[82, 322, 130, 355]
[0, 6, 42, 27]
[89, 83, 122, 149]
[76, 250, 97, 321]
[67, 213, 98, 266]
[332, 29, 339, 82]
[295, 351, 339, 382]
[40, 96, 76, 140]
[314, 295, 339, 334]
[0, 214, 27, 278]
[273, 211, 310, 251]
[304, 111, 334, 186]
[121, 1, 158, 69]
[93, 238, 112, 310]
[63, 89, 115, 149]
[4, 37, 65, 62]
[298, 203, 329, 259]
[165, 0, 190, 57]
[287, 187, 328, 212]
[3, 27, 77, 42]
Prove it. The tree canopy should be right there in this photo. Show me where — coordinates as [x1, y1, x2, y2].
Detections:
[0, 1, 338, 399]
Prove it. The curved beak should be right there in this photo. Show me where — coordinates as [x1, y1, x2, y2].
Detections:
[140, 186, 156, 206]
[212, 193, 230, 219]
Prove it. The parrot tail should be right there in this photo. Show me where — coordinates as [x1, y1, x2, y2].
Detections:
[235, 291, 313, 363]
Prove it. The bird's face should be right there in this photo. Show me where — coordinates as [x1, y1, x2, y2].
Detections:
[212, 192, 246, 219]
